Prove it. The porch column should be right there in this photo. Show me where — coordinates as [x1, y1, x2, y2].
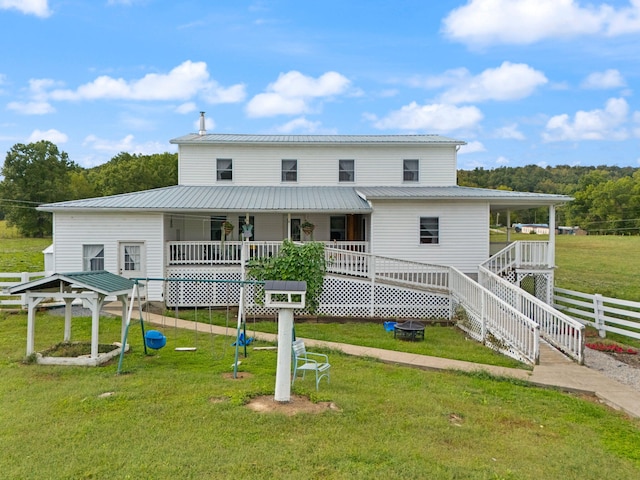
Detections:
[548, 205, 556, 267]
[287, 213, 291, 240]
[506, 210, 511, 243]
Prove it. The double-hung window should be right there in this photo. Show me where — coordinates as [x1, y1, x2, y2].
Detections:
[339, 159, 355, 182]
[281, 159, 297, 182]
[83, 245, 104, 271]
[403, 159, 419, 182]
[419, 217, 439, 244]
[216, 158, 233, 181]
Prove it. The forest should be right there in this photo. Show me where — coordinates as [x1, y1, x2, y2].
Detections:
[1, 140, 639, 236]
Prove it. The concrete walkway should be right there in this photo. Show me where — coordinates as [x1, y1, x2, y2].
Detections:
[111, 306, 640, 419]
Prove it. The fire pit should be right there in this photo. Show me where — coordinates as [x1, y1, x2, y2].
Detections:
[394, 320, 425, 341]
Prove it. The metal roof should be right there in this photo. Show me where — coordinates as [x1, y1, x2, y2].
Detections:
[7, 271, 135, 296]
[170, 133, 466, 146]
[356, 186, 572, 210]
[39, 185, 373, 213]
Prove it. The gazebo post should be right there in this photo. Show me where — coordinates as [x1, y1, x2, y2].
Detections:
[26, 294, 45, 356]
[63, 297, 73, 342]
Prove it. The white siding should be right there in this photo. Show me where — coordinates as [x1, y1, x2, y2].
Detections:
[369, 200, 489, 274]
[53, 212, 165, 301]
[179, 144, 457, 187]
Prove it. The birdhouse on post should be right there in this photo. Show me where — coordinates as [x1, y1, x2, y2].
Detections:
[264, 280, 306, 403]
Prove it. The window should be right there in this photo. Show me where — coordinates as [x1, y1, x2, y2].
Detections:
[339, 159, 355, 182]
[83, 245, 104, 271]
[282, 159, 297, 182]
[123, 245, 141, 271]
[403, 159, 419, 182]
[419, 217, 439, 244]
[330, 215, 346, 241]
[216, 158, 233, 181]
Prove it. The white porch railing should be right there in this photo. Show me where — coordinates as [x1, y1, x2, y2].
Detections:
[324, 247, 538, 364]
[483, 241, 551, 276]
[480, 241, 585, 364]
[167, 241, 368, 266]
[450, 267, 540, 365]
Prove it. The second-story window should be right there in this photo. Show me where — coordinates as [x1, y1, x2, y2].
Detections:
[216, 158, 233, 181]
[282, 159, 297, 182]
[403, 159, 419, 182]
[339, 159, 355, 182]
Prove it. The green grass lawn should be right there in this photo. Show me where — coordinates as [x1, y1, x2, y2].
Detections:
[0, 221, 51, 272]
[1, 310, 639, 479]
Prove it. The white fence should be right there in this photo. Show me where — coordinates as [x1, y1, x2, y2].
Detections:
[554, 287, 640, 341]
[0, 272, 46, 307]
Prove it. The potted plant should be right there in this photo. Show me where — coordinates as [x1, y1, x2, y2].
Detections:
[301, 220, 315, 236]
[222, 221, 234, 236]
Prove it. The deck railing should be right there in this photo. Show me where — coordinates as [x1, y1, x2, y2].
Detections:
[167, 240, 368, 266]
[450, 267, 540, 365]
[483, 241, 551, 276]
[480, 241, 585, 364]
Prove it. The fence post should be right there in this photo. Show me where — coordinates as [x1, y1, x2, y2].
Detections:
[21, 272, 30, 309]
[593, 293, 605, 338]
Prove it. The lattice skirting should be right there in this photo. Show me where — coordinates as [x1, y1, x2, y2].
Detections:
[164, 267, 451, 320]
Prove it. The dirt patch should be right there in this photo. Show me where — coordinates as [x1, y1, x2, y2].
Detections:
[221, 372, 253, 380]
[605, 352, 640, 369]
[246, 394, 341, 416]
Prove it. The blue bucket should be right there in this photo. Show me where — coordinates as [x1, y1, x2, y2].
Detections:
[145, 330, 167, 350]
[383, 321, 397, 332]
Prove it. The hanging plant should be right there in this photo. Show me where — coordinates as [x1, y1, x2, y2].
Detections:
[222, 221, 234, 236]
[301, 220, 315, 236]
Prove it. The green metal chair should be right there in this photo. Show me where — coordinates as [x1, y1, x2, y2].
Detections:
[292, 339, 330, 390]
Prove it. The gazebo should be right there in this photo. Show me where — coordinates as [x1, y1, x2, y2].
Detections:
[7, 271, 135, 366]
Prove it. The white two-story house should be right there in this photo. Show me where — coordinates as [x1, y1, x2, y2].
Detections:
[40, 117, 570, 308]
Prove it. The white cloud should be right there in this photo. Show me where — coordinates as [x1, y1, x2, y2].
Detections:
[495, 156, 510, 166]
[494, 123, 526, 140]
[175, 102, 197, 114]
[543, 97, 630, 141]
[45, 61, 245, 104]
[0, 0, 51, 17]
[581, 69, 626, 89]
[458, 141, 486, 154]
[372, 102, 483, 132]
[7, 101, 55, 115]
[437, 62, 548, 104]
[246, 71, 351, 117]
[27, 128, 67, 144]
[441, 0, 640, 47]
[83, 134, 167, 155]
[274, 117, 322, 134]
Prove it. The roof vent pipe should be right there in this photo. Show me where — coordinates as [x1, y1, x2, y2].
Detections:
[199, 111, 206, 135]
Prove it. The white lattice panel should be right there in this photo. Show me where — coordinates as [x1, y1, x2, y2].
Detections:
[165, 267, 451, 320]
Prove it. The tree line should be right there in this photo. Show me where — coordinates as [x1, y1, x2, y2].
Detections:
[0, 141, 177, 236]
[458, 165, 640, 234]
[1, 140, 639, 237]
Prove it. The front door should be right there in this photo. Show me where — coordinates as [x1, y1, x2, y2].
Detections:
[119, 242, 145, 279]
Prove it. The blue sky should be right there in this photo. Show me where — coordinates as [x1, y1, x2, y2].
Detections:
[1, 0, 640, 170]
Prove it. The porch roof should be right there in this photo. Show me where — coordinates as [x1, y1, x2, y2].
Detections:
[38, 185, 373, 213]
[356, 186, 572, 211]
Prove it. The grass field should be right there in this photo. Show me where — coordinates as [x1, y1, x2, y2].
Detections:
[0, 221, 51, 272]
[1, 311, 639, 479]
